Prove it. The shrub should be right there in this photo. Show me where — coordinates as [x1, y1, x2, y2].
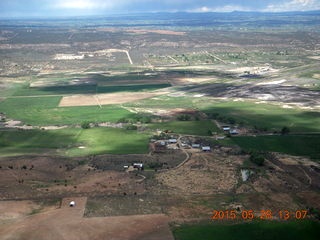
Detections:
[177, 114, 191, 121]
[249, 152, 265, 166]
[81, 121, 91, 129]
[281, 126, 290, 135]
[126, 125, 138, 130]
[117, 118, 129, 123]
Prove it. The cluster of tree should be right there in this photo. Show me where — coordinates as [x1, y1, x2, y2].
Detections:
[147, 162, 163, 170]
[125, 125, 138, 130]
[117, 114, 152, 124]
[281, 126, 290, 135]
[207, 112, 237, 125]
[176, 114, 191, 121]
[249, 151, 265, 166]
[151, 132, 170, 140]
[81, 121, 91, 129]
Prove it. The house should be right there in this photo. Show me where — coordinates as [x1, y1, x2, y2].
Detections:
[69, 201, 76, 207]
[216, 136, 225, 140]
[229, 129, 239, 135]
[133, 163, 144, 170]
[222, 126, 230, 131]
[202, 146, 211, 152]
[168, 139, 177, 144]
[192, 144, 200, 148]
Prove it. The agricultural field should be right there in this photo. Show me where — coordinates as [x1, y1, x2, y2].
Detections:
[0, 127, 150, 157]
[173, 221, 320, 240]
[0, 11, 320, 240]
[231, 135, 320, 160]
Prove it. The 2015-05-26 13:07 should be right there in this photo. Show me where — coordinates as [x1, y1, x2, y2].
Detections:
[211, 209, 308, 220]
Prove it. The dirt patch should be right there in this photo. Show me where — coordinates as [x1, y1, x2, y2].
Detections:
[127, 29, 185, 36]
[59, 91, 168, 107]
[0, 201, 40, 220]
[54, 54, 84, 60]
[157, 149, 244, 194]
[228, 66, 278, 75]
[0, 149, 319, 224]
[312, 74, 320, 79]
[188, 83, 320, 109]
[0, 198, 173, 240]
[30, 78, 95, 87]
[0, 155, 144, 200]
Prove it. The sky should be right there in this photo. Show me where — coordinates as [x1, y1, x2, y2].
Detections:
[0, 0, 319, 18]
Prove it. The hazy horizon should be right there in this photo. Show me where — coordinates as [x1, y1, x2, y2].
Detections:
[0, 0, 319, 18]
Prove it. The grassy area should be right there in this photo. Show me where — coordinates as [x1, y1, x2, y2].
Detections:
[93, 73, 159, 83]
[0, 129, 78, 156]
[12, 84, 97, 96]
[173, 220, 320, 240]
[231, 135, 320, 160]
[66, 127, 149, 156]
[299, 70, 320, 79]
[0, 127, 149, 157]
[129, 98, 320, 133]
[12, 83, 171, 96]
[126, 95, 196, 109]
[202, 101, 320, 133]
[0, 97, 134, 125]
[97, 83, 171, 93]
[149, 120, 220, 136]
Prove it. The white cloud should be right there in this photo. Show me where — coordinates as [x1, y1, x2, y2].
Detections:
[53, 0, 113, 10]
[190, 5, 251, 13]
[264, 0, 320, 12]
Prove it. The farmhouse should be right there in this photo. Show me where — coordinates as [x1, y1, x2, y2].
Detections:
[222, 126, 231, 131]
[192, 144, 200, 148]
[229, 129, 239, 135]
[168, 139, 177, 144]
[202, 146, 211, 152]
[133, 163, 144, 170]
[216, 136, 225, 140]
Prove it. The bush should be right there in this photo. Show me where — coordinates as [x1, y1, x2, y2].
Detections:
[81, 121, 91, 129]
[148, 162, 163, 169]
[117, 118, 129, 123]
[281, 126, 290, 135]
[126, 125, 138, 130]
[249, 152, 265, 166]
[177, 114, 191, 121]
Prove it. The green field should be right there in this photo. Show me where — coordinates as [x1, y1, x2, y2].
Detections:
[231, 135, 320, 160]
[12, 83, 171, 96]
[173, 221, 320, 240]
[131, 97, 320, 133]
[125, 95, 197, 109]
[0, 97, 134, 125]
[0, 127, 149, 157]
[150, 120, 220, 136]
[202, 101, 320, 133]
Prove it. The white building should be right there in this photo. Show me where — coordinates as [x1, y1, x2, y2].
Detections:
[202, 146, 211, 152]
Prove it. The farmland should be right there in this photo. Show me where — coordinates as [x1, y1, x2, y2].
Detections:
[231, 135, 320, 160]
[0, 97, 135, 125]
[173, 221, 320, 240]
[0, 11, 320, 240]
[0, 128, 150, 157]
